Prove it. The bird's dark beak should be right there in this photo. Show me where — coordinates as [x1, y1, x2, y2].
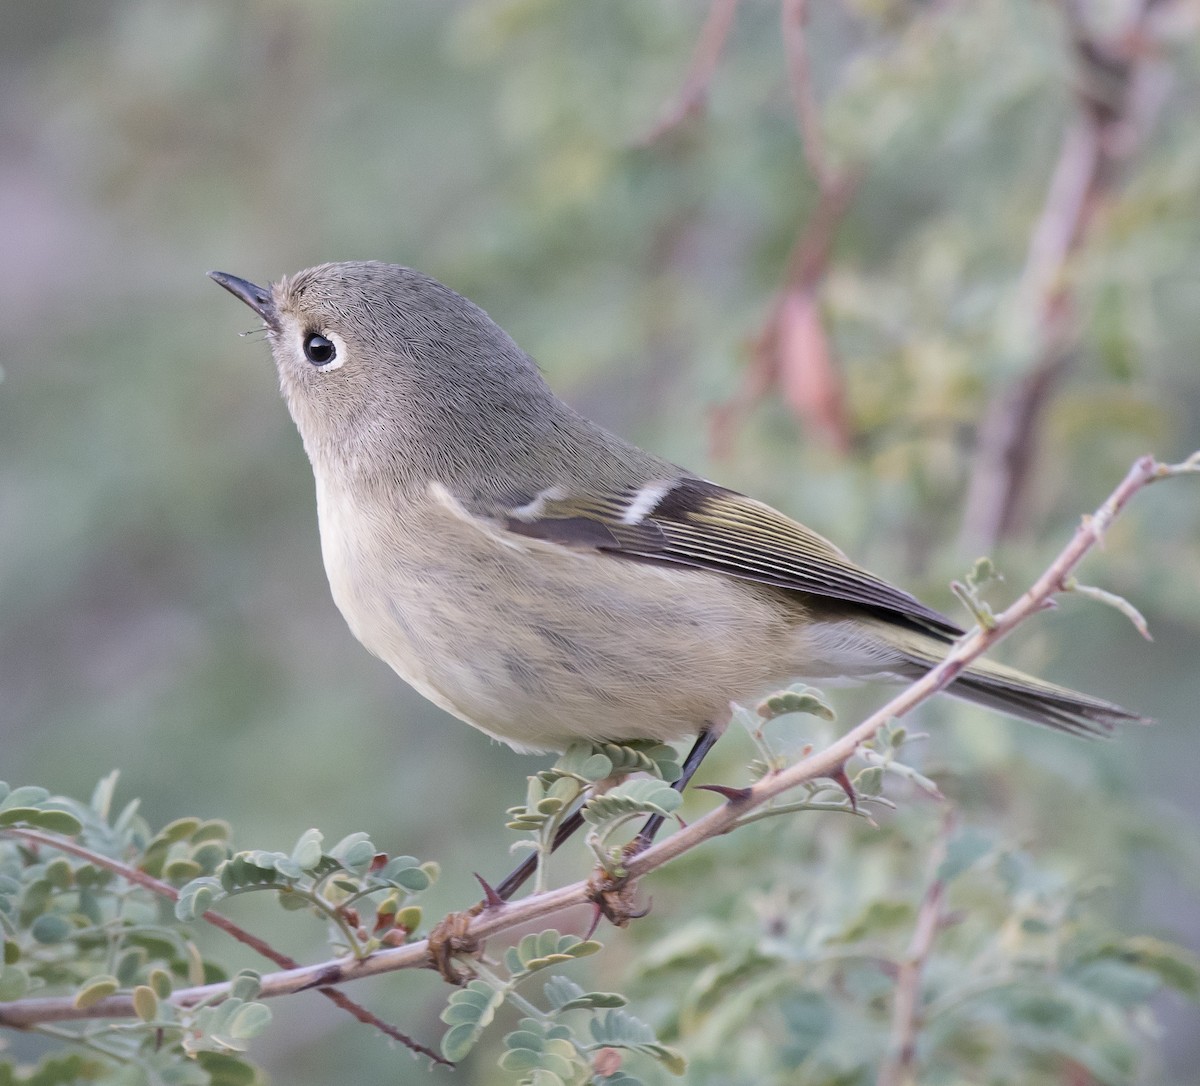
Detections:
[208, 271, 280, 332]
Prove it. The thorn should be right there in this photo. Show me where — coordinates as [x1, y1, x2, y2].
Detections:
[626, 896, 653, 920]
[696, 783, 753, 804]
[828, 764, 858, 813]
[473, 873, 506, 910]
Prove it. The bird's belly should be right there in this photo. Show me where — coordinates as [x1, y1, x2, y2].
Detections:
[314, 486, 802, 752]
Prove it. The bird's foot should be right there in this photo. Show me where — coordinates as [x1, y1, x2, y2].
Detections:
[426, 905, 484, 984]
[585, 870, 650, 932]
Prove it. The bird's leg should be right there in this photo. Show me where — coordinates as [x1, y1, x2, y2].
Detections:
[494, 806, 586, 901]
[493, 725, 721, 901]
[585, 726, 723, 931]
[629, 724, 721, 854]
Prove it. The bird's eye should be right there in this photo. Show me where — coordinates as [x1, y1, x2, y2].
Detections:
[303, 333, 336, 367]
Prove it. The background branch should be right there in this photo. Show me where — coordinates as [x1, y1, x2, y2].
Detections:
[638, 0, 741, 145]
[959, 0, 1171, 551]
[877, 814, 954, 1086]
[711, 0, 862, 456]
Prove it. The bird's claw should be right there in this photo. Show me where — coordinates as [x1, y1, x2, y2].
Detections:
[426, 906, 483, 985]
[585, 872, 650, 930]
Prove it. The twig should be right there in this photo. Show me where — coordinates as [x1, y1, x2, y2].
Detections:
[1, 452, 1193, 1032]
[780, 0, 831, 188]
[2, 827, 448, 1065]
[638, 0, 741, 145]
[710, 0, 863, 456]
[876, 814, 955, 1086]
[959, 0, 1169, 551]
[710, 168, 861, 458]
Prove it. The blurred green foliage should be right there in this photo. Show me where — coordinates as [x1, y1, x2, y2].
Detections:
[2, 0, 1199, 1082]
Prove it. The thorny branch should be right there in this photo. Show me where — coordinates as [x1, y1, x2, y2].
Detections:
[1, 827, 448, 1064]
[2, 451, 1194, 1035]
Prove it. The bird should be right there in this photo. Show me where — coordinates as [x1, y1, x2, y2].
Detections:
[208, 261, 1144, 774]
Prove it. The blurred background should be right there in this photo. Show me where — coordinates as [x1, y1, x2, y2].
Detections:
[2, 0, 1199, 1082]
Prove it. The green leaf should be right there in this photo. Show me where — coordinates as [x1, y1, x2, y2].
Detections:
[830, 899, 914, 944]
[0, 964, 30, 1000]
[757, 686, 836, 722]
[543, 974, 585, 1008]
[150, 967, 174, 999]
[588, 1010, 686, 1074]
[937, 827, 993, 882]
[157, 817, 203, 845]
[165, 858, 204, 883]
[44, 858, 73, 889]
[1094, 936, 1200, 998]
[1069, 959, 1161, 1006]
[191, 840, 230, 873]
[176, 876, 224, 921]
[290, 828, 324, 871]
[559, 991, 628, 1011]
[499, 1048, 542, 1072]
[507, 931, 602, 975]
[30, 913, 72, 944]
[229, 971, 262, 1002]
[395, 905, 422, 931]
[440, 979, 507, 1060]
[228, 1000, 272, 1040]
[779, 991, 834, 1059]
[191, 820, 233, 844]
[29, 810, 83, 836]
[440, 1023, 484, 1063]
[116, 947, 149, 986]
[74, 974, 120, 1009]
[195, 1052, 261, 1086]
[580, 753, 615, 780]
[132, 985, 159, 1021]
[851, 766, 884, 797]
[328, 832, 376, 873]
[0, 787, 50, 809]
[583, 779, 682, 825]
[160, 1061, 213, 1085]
[90, 772, 119, 819]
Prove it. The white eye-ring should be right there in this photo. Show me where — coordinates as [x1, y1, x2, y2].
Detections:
[301, 330, 346, 371]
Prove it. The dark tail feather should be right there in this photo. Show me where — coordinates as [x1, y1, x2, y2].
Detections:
[946, 663, 1150, 738]
[860, 620, 1150, 738]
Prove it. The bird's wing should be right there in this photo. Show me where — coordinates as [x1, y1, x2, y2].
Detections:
[492, 476, 963, 638]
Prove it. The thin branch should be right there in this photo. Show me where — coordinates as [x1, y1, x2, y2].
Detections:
[710, 169, 861, 457]
[1, 452, 1194, 1033]
[876, 814, 954, 1086]
[6, 829, 284, 963]
[3, 827, 448, 1065]
[710, 0, 862, 456]
[959, 0, 1170, 551]
[781, 0, 831, 189]
[638, 0, 741, 145]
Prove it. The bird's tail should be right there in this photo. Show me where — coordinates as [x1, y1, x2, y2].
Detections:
[940, 656, 1148, 737]
[866, 623, 1150, 737]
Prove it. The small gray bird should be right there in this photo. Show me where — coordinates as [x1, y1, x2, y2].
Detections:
[210, 261, 1144, 765]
